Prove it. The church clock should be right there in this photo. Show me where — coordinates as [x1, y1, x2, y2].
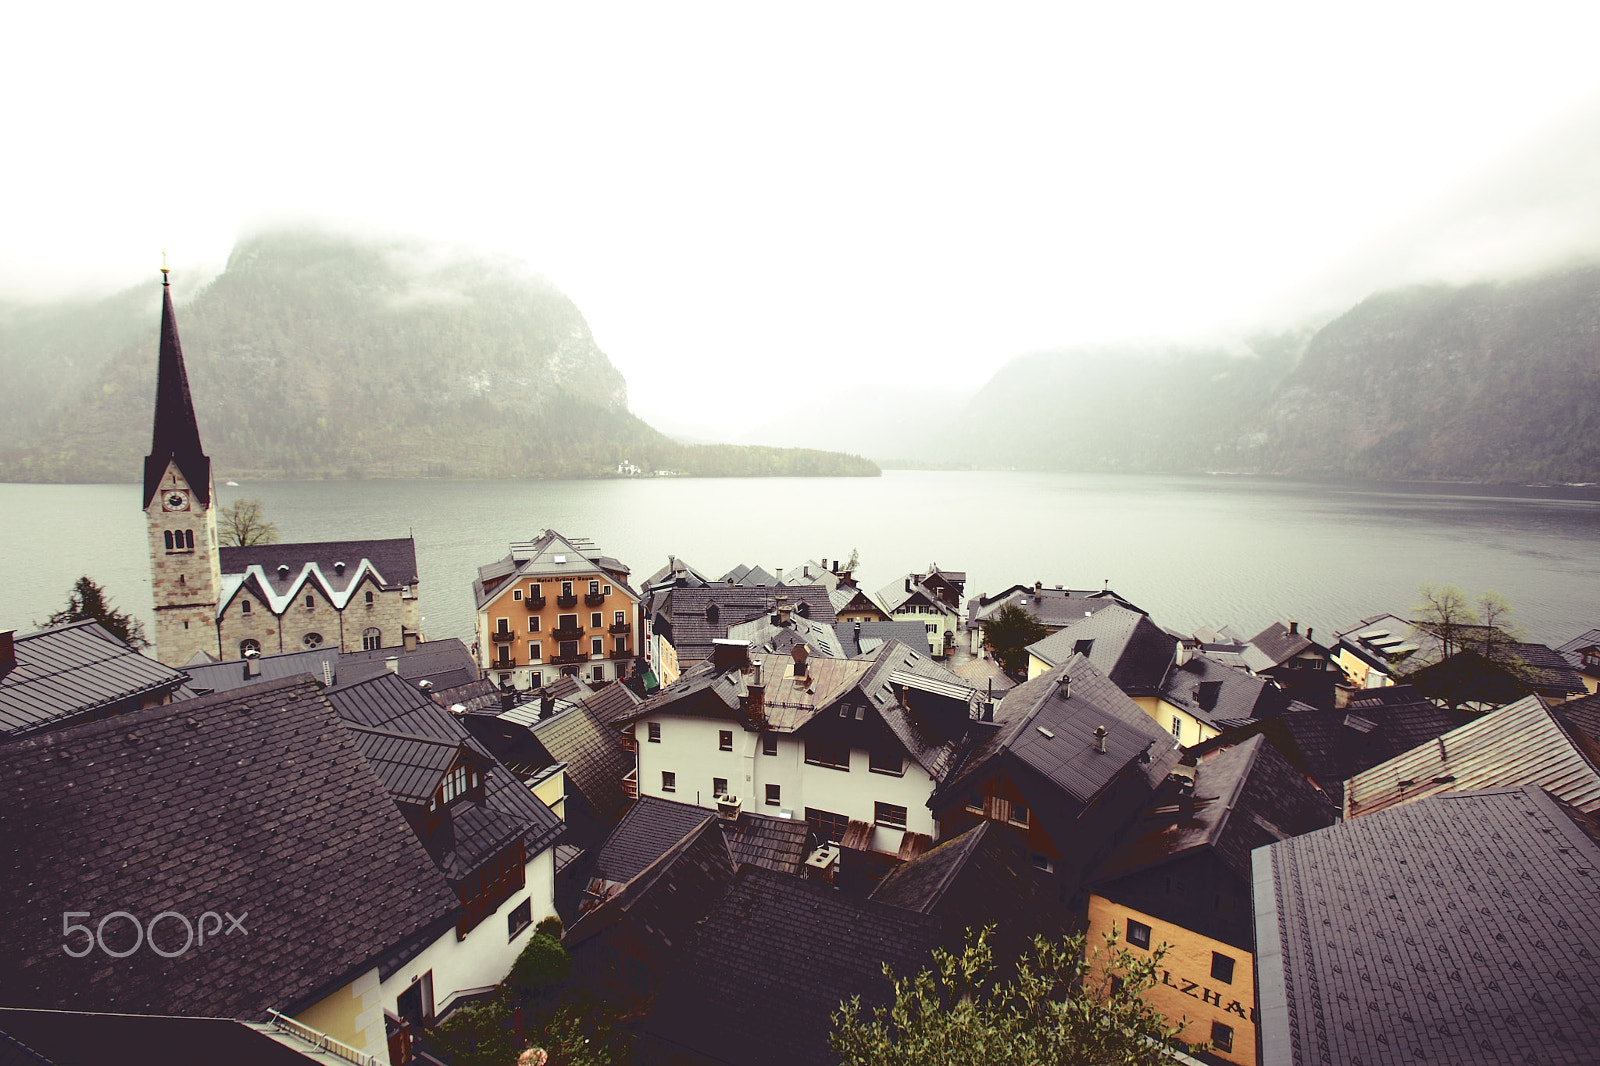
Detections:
[163, 489, 190, 512]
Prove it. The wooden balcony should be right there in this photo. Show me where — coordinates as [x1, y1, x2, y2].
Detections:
[607, 648, 634, 660]
[608, 622, 632, 635]
[551, 652, 587, 665]
[523, 595, 547, 609]
[491, 629, 516, 643]
[556, 594, 579, 608]
[551, 625, 585, 641]
[584, 593, 607, 607]
[490, 658, 515, 671]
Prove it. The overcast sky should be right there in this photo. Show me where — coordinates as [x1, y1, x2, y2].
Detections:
[7, 2, 1600, 433]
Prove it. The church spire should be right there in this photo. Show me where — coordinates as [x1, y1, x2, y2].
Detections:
[142, 267, 212, 508]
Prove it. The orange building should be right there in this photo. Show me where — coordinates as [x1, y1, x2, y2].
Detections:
[474, 530, 640, 690]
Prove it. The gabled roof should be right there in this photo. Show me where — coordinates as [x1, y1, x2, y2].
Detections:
[642, 865, 946, 1066]
[1244, 621, 1319, 670]
[876, 575, 957, 616]
[578, 679, 642, 726]
[967, 585, 1140, 630]
[1254, 785, 1600, 1066]
[717, 564, 777, 587]
[347, 725, 466, 805]
[528, 701, 633, 822]
[590, 796, 716, 886]
[473, 529, 637, 608]
[661, 586, 837, 664]
[833, 620, 928, 658]
[142, 275, 211, 508]
[1557, 628, 1600, 671]
[941, 656, 1180, 807]
[1158, 652, 1285, 727]
[218, 538, 418, 617]
[183, 645, 339, 693]
[1345, 694, 1600, 818]
[1025, 605, 1176, 697]
[336, 638, 479, 691]
[720, 812, 815, 874]
[0, 621, 187, 739]
[0, 676, 457, 1019]
[729, 613, 847, 659]
[1093, 735, 1335, 888]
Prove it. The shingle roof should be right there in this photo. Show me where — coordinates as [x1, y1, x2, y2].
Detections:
[142, 276, 211, 508]
[720, 812, 814, 874]
[182, 645, 339, 693]
[336, 638, 479, 691]
[528, 702, 633, 822]
[833, 620, 928, 658]
[1254, 785, 1600, 1066]
[348, 725, 463, 804]
[1345, 694, 1600, 818]
[578, 681, 641, 727]
[540, 674, 593, 702]
[967, 585, 1140, 631]
[642, 865, 946, 1066]
[1245, 621, 1316, 670]
[1025, 606, 1175, 697]
[0, 622, 187, 739]
[590, 797, 715, 886]
[663, 586, 837, 664]
[472, 530, 638, 608]
[1158, 652, 1285, 727]
[219, 537, 419, 604]
[1557, 628, 1600, 670]
[0, 1008, 337, 1066]
[875, 575, 957, 617]
[0, 676, 457, 1020]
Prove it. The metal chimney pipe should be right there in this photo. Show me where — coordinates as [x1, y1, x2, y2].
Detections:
[1094, 725, 1108, 753]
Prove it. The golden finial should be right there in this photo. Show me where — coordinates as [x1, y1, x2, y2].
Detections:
[161, 248, 170, 284]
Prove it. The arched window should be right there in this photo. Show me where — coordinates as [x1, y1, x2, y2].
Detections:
[362, 627, 381, 651]
[303, 632, 324, 649]
[365, 590, 374, 605]
[240, 639, 261, 657]
[163, 530, 175, 550]
[241, 600, 251, 615]
[305, 594, 315, 608]
[183, 529, 194, 549]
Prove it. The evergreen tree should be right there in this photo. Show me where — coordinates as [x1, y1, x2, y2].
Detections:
[39, 576, 149, 650]
[983, 603, 1048, 676]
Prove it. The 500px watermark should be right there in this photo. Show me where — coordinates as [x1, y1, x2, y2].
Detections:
[61, 910, 248, 958]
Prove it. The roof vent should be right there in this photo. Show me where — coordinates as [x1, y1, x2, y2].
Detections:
[1037, 726, 1055, 739]
[333, 561, 346, 574]
[277, 565, 290, 578]
[1094, 725, 1108, 753]
[418, 679, 434, 691]
[553, 555, 567, 564]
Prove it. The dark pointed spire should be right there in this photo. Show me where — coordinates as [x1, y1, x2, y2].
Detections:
[142, 268, 211, 508]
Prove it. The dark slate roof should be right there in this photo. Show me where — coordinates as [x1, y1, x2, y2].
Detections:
[0, 622, 187, 738]
[591, 797, 716, 886]
[966, 585, 1140, 631]
[578, 680, 641, 726]
[729, 614, 847, 660]
[0, 676, 457, 1020]
[324, 673, 564, 867]
[1507, 641, 1590, 696]
[1253, 784, 1600, 1066]
[642, 865, 947, 1066]
[528, 702, 633, 822]
[943, 656, 1180, 806]
[221, 536, 418, 588]
[1557, 628, 1600, 670]
[1025, 606, 1175, 697]
[335, 638, 479, 691]
[1345, 694, 1600, 818]
[0, 1008, 337, 1066]
[720, 811, 814, 874]
[833, 620, 929, 658]
[1244, 621, 1317, 670]
[142, 275, 210, 508]
[664, 586, 837, 663]
[1558, 692, 1600, 746]
[347, 725, 463, 805]
[472, 530, 639, 608]
[875, 575, 956, 616]
[1093, 735, 1335, 887]
[1158, 652, 1285, 728]
[182, 646, 339, 693]
[541, 674, 593, 702]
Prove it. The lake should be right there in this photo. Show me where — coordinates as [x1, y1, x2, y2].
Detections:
[4, 472, 1599, 650]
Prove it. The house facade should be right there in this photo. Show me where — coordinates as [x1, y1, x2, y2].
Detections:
[473, 530, 641, 690]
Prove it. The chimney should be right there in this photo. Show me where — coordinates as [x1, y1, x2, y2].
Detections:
[716, 794, 742, 820]
[776, 594, 792, 625]
[791, 642, 809, 678]
[1289, 620, 1300, 636]
[821, 558, 828, 572]
[1175, 640, 1193, 667]
[747, 664, 766, 727]
[713, 639, 751, 673]
[1058, 672, 1072, 700]
[540, 691, 555, 719]
[1306, 626, 1314, 642]
[905, 577, 912, 593]
[1176, 777, 1196, 819]
[854, 620, 862, 639]
[403, 628, 419, 652]
[385, 656, 399, 674]
[244, 649, 261, 677]
[0, 630, 15, 671]
[1034, 581, 1042, 599]
[1094, 725, 1107, 753]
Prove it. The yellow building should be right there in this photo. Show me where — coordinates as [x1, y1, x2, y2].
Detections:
[1086, 735, 1336, 1065]
[474, 530, 641, 690]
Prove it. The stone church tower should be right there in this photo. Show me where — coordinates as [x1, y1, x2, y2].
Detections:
[144, 267, 222, 667]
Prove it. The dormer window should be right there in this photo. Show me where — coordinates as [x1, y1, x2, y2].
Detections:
[706, 604, 720, 625]
[429, 763, 481, 812]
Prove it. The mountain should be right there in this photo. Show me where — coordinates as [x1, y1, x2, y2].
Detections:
[0, 229, 877, 481]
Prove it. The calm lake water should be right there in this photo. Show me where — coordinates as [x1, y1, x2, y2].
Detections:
[4, 471, 1599, 649]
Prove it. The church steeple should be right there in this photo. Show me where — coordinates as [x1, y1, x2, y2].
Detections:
[142, 267, 211, 509]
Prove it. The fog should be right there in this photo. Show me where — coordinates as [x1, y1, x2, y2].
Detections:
[7, 1, 1600, 438]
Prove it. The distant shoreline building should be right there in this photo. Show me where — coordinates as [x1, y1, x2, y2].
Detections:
[142, 270, 420, 667]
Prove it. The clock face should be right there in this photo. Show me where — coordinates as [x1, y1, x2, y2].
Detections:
[163, 490, 190, 512]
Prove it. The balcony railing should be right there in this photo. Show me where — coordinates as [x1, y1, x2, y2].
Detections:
[491, 658, 515, 670]
[491, 629, 515, 643]
[608, 622, 632, 635]
[524, 596, 546, 609]
[551, 625, 584, 641]
[556, 594, 579, 608]
[584, 593, 607, 606]
[551, 652, 587, 665]
[607, 648, 634, 660]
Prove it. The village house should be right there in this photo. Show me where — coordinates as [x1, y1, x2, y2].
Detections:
[1558, 627, 1600, 694]
[648, 584, 836, 673]
[0, 622, 189, 741]
[472, 529, 641, 691]
[1085, 735, 1336, 1066]
[965, 582, 1142, 656]
[1330, 612, 1422, 689]
[876, 567, 967, 658]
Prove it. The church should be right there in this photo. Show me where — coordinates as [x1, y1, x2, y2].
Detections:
[143, 267, 422, 668]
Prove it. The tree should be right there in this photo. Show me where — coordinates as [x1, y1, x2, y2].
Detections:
[844, 547, 860, 573]
[38, 576, 149, 650]
[218, 498, 280, 546]
[983, 603, 1048, 676]
[1408, 584, 1533, 710]
[1411, 583, 1479, 662]
[832, 926, 1192, 1066]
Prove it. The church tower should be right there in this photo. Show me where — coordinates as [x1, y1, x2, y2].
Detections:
[144, 266, 222, 666]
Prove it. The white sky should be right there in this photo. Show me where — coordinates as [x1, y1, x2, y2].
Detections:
[7, 2, 1600, 433]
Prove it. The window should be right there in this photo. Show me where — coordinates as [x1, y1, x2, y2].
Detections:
[528, 670, 542, 687]
[719, 730, 733, 751]
[804, 740, 850, 771]
[304, 594, 315, 609]
[558, 613, 578, 630]
[765, 783, 781, 806]
[591, 637, 603, 656]
[870, 750, 904, 776]
[713, 777, 728, 797]
[1170, 716, 1182, 739]
[874, 802, 907, 828]
[589, 580, 600, 595]
[362, 627, 381, 651]
[706, 604, 720, 625]
[302, 632, 323, 649]
[562, 581, 574, 597]
[530, 583, 541, 599]
[239, 639, 260, 657]
[1029, 853, 1054, 872]
[507, 898, 532, 940]
[762, 734, 779, 756]
[1126, 919, 1151, 950]
[661, 771, 676, 792]
[603, 584, 613, 595]
[163, 530, 173, 550]
[529, 616, 541, 632]
[925, 623, 937, 634]
[614, 610, 626, 626]
[496, 617, 511, 635]
[614, 636, 627, 653]
[591, 665, 606, 682]
[647, 722, 661, 743]
[591, 612, 603, 628]
[240, 599, 251, 615]
[429, 763, 480, 811]
[805, 807, 851, 843]
[513, 589, 523, 601]
[528, 642, 541, 662]
[1210, 1022, 1234, 1054]
[1211, 952, 1235, 984]
[365, 590, 375, 605]
[560, 640, 579, 659]
[1009, 803, 1030, 828]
